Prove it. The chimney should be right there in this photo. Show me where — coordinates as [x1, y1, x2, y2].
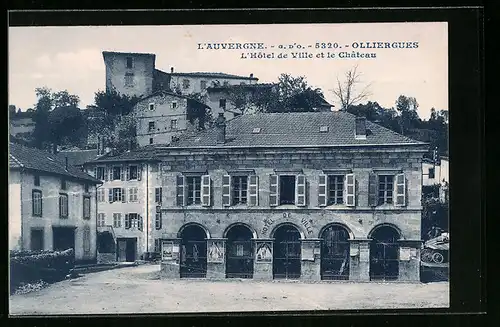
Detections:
[171, 67, 174, 73]
[215, 113, 226, 144]
[355, 116, 367, 140]
[250, 73, 254, 78]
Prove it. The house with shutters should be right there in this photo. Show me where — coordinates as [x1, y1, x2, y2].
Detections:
[148, 111, 428, 282]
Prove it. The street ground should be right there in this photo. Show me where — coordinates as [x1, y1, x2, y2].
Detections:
[9, 263, 449, 315]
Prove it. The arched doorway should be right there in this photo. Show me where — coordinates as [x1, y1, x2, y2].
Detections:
[273, 225, 301, 279]
[179, 225, 207, 278]
[320, 225, 350, 280]
[225, 224, 254, 278]
[369, 225, 400, 281]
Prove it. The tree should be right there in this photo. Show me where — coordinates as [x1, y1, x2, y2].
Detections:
[32, 87, 53, 149]
[109, 114, 137, 153]
[332, 64, 372, 111]
[52, 90, 80, 108]
[94, 90, 139, 117]
[9, 105, 16, 116]
[395, 95, 420, 135]
[48, 106, 85, 147]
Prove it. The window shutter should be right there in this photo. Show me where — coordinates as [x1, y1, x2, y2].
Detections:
[269, 174, 279, 207]
[395, 173, 406, 206]
[58, 196, 62, 218]
[318, 174, 327, 207]
[345, 173, 356, 207]
[201, 175, 211, 207]
[248, 175, 259, 206]
[137, 166, 142, 181]
[176, 175, 185, 206]
[93, 167, 97, 178]
[295, 174, 306, 206]
[368, 173, 378, 207]
[104, 167, 109, 181]
[125, 214, 130, 229]
[126, 166, 130, 181]
[122, 188, 126, 203]
[222, 175, 231, 207]
[138, 215, 143, 231]
[108, 188, 113, 203]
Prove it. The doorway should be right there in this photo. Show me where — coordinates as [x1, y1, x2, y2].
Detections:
[31, 228, 44, 251]
[273, 225, 301, 279]
[52, 227, 76, 253]
[116, 238, 137, 262]
[225, 225, 254, 278]
[179, 225, 207, 278]
[321, 225, 350, 280]
[369, 226, 400, 281]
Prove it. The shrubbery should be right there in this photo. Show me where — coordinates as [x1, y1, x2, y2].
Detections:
[10, 248, 75, 294]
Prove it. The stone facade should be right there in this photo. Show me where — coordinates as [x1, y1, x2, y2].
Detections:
[155, 145, 426, 282]
[8, 169, 98, 262]
[169, 73, 257, 95]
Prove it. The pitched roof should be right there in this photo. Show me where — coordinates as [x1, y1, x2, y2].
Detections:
[102, 51, 155, 58]
[169, 71, 258, 80]
[206, 83, 275, 91]
[88, 146, 161, 163]
[136, 90, 208, 107]
[9, 143, 101, 183]
[56, 149, 100, 167]
[169, 111, 427, 149]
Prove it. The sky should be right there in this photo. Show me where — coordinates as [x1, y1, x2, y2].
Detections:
[8, 22, 447, 119]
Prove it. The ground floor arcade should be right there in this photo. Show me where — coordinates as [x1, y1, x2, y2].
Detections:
[159, 222, 422, 282]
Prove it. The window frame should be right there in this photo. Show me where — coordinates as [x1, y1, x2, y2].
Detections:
[171, 101, 177, 109]
[219, 98, 227, 109]
[327, 175, 345, 205]
[129, 187, 138, 202]
[34, 174, 40, 186]
[155, 187, 162, 204]
[171, 119, 178, 130]
[83, 196, 91, 220]
[32, 189, 43, 217]
[429, 167, 435, 179]
[279, 175, 296, 205]
[148, 121, 155, 132]
[149, 137, 154, 145]
[112, 166, 121, 180]
[59, 193, 69, 218]
[232, 175, 248, 205]
[182, 79, 190, 89]
[97, 213, 106, 227]
[124, 72, 134, 87]
[112, 187, 123, 202]
[155, 212, 162, 230]
[186, 176, 202, 206]
[148, 103, 155, 111]
[96, 166, 105, 180]
[377, 175, 394, 205]
[113, 213, 122, 228]
[128, 165, 138, 180]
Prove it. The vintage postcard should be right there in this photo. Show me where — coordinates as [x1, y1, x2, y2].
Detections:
[8, 21, 449, 315]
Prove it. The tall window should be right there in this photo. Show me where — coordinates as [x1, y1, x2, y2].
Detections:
[112, 188, 123, 202]
[61, 179, 67, 190]
[154, 239, 161, 253]
[84, 184, 89, 193]
[96, 167, 105, 180]
[83, 226, 91, 256]
[129, 165, 138, 180]
[128, 187, 138, 202]
[83, 196, 91, 219]
[59, 194, 69, 218]
[113, 213, 122, 228]
[187, 176, 202, 205]
[32, 190, 42, 216]
[279, 175, 295, 205]
[149, 137, 154, 145]
[429, 167, 435, 179]
[126, 57, 133, 68]
[148, 121, 155, 132]
[200, 80, 207, 89]
[327, 175, 344, 205]
[171, 119, 178, 130]
[219, 99, 227, 109]
[155, 212, 162, 230]
[97, 188, 105, 202]
[232, 176, 248, 205]
[155, 187, 162, 203]
[34, 174, 40, 186]
[125, 72, 134, 86]
[97, 213, 106, 227]
[112, 166, 121, 180]
[378, 175, 394, 205]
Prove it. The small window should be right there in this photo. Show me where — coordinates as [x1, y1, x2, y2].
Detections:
[320, 126, 329, 132]
[182, 79, 190, 89]
[59, 194, 69, 218]
[126, 57, 133, 68]
[32, 190, 43, 216]
[429, 167, 435, 179]
[200, 80, 207, 89]
[112, 166, 121, 180]
[124, 73, 134, 87]
[171, 119, 178, 130]
[148, 121, 155, 132]
[219, 99, 227, 109]
[171, 101, 177, 109]
[149, 103, 155, 111]
[97, 213, 105, 227]
[149, 137, 154, 145]
[83, 196, 91, 219]
[279, 175, 296, 205]
[252, 128, 261, 134]
[34, 174, 40, 186]
[113, 213, 122, 228]
[61, 179, 67, 190]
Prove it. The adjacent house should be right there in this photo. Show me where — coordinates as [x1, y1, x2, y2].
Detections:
[9, 143, 102, 263]
[9, 110, 36, 143]
[422, 156, 449, 202]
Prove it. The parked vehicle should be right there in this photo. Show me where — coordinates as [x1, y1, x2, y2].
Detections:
[420, 232, 448, 282]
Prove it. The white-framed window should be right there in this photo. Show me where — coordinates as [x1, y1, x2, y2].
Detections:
[96, 167, 105, 180]
[148, 121, 155, 132]
[32, 190, 43, 216]
[59, 193, 69, 218]
[378, 175, 394, 205]
[171, 119, 178, 130]
[177, 175, 211, 207]
[232, 176, 248, 205]
[83, 196, 91, 219]
[269, 174, 307, 207]
[155, 187, 162, 203]
[149, 103, 155, 111]
[97, 188, 105, 202]
[155, 212, 162, 230]
[149, 137, 154, 145]
[129, 187, 138, 202]
[171, 101, 177, 109]
[109, 188, 124, 203]
[113, 213, 122, 228]
[97, 213, 106, 227]
[112, 166, 122, 180]
[327, 175, 344, 205]
[186, 176, 202, 205]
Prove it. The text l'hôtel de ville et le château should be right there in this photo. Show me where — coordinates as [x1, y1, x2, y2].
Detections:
[197, 41, 420, 59]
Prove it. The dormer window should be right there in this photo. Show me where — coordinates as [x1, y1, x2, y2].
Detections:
[252, 128, 261, 134]
[320, 126, 329, 132]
